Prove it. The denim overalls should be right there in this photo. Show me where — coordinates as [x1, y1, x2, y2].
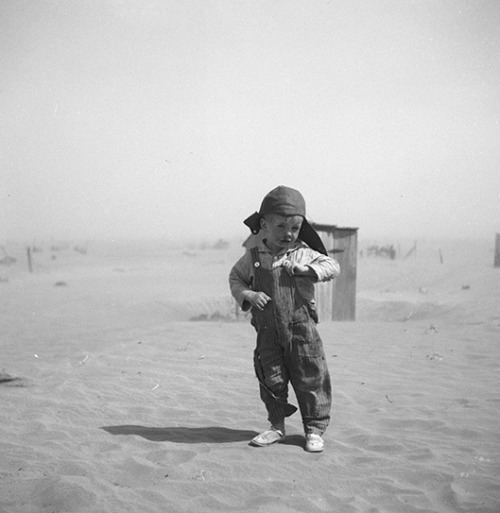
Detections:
[250, 247, 332, 435]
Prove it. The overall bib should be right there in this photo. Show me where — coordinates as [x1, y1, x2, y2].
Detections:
[251, 248, 332, 435]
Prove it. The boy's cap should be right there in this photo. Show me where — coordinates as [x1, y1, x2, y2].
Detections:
[243, 185, 327, 255]
[258, 185, 306, 218]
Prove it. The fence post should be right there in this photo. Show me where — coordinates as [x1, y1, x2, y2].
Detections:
[495, 234, 500, 268]
[27, 246, 33, 273]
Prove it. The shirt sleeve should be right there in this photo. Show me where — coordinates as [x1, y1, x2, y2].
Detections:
[229, 252, 254, 311]
[296, 247, 340, 282]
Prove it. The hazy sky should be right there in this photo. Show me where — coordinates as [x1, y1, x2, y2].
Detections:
[2, 0, 499, 242]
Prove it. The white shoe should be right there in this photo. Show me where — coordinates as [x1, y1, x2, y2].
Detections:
[250, 429, 285, 447]
[305, 433, 324, 452]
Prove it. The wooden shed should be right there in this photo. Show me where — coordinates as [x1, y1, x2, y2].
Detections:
[242, 223, 358, 321]
[311, 224, 358, 321]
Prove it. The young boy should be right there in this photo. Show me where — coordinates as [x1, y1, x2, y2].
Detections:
[229, 186, 340, 452]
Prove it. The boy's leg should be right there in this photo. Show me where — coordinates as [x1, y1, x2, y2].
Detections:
[293, 358, 331, 435]
[250, 348, 291, 447]
[289, 326, 332, 436]
[254, 348, 296, 428]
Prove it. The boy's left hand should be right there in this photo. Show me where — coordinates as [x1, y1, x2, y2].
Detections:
[282, 260, 310, 276]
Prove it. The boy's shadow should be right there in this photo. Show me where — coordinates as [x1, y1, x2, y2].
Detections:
[101, 425, 259, 444]
[280, 434, 305, 448]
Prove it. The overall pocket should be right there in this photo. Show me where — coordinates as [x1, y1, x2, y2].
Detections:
[290, 319, 324, 358]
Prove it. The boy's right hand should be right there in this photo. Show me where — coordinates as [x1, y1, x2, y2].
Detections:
[246, 291, 272, 311]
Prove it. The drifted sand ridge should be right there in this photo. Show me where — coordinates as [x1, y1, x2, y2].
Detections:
[0, 238, 499, 512]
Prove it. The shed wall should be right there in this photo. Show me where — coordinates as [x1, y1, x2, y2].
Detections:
[314, 225, 358, 321]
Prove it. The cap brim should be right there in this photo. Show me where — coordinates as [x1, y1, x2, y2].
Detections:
[299, 219, 327, 255]
[243, 212, 262, 234]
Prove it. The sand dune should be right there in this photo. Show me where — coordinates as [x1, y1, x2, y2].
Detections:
[1, 238, 499, 512]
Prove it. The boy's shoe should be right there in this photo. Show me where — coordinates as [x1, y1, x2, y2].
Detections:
[250, 428, 285, 447]
[305, 433, 324, 452]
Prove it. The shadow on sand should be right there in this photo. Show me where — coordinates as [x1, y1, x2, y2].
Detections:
[280, 434, 306, 448]
[100, 425, 259, 444]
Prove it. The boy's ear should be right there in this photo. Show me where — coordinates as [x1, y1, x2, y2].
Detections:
[259, 217, 267, 230]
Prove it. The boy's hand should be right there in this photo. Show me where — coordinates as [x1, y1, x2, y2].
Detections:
[247, 291, 272, 310]
[282, 260, 310, 276]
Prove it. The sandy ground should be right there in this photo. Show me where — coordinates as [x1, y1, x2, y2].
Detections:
[0, 237, 499, 513]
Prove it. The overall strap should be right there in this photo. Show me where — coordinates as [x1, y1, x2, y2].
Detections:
[250, 247, 296, 347]
[250, 247, 269, 294]
[250, 246, 259, 266]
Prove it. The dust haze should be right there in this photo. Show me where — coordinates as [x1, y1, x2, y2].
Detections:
[2, 0, 499, 244]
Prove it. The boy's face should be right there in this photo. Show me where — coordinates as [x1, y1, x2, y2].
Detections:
[261, 214, 303, 254]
